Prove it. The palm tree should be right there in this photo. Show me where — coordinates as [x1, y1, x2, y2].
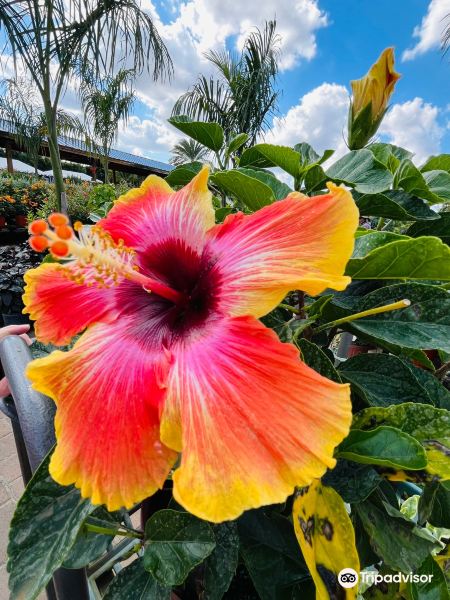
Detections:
[0, 0, 172, 209]
[80, 69, 136, 183]
[170, 139, 211, 166]
[0, 79, 85, 175]
[172, 20, 280, 148]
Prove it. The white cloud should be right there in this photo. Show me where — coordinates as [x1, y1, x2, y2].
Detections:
[402, 0, 450, 61]
[266, 83, 350, 159]
[379, 97, 444, 163]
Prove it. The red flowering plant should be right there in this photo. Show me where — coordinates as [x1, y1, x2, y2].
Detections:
[7, 49, 450, 600]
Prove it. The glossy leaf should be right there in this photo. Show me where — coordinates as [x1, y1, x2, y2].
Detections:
[354, 190, 439, 221]
[237, 167, 292, 199]
[168, 116, 224, 152]
[421, 154, 450, 174]
[351, 231, 408, 258]
[292, 480, 360, 600]
[356, 499, 436, 573]
[423, 170, 450, 202]
[294, 142, 334, 167]
[408, 556, 450, 600]
[338, 353, 433, 406]
[353, 403, 450, 482]
[104, 557, 171, 600]
[202, 522, 239, 600]
[401, 359, 450, 410]
[215, 206, 233, 223]
[165, 161, 203, 186]
[338, 426, 427, 469]
[346, 236, 450, 280]
[326, 149, 393, 194]
[7, 452, 93, 600]
[143, 510, 215, 587]
[297, 338, 341, 383]
[239, 143, 302, 177]
[406, 213, 450, 246]
[322, 460, 382, 503]
[238, 510, 309, 600]
[227, 133, 249, 156]
[212, 169, 274, 210]
[393, 159, 441, 204]
[418, 480, 450, 528]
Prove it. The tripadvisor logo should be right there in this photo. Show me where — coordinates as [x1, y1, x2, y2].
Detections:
[338, 568, 434, 588]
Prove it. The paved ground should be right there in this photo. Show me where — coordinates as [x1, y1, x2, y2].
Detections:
[0, 410, 24, 599]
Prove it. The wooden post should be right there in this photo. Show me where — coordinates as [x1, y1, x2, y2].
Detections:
[112, 169, 117, 185]
[5, 141, 13, 173]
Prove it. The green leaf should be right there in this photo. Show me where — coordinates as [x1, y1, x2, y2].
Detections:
[165, 161, 203, 186]
[401, 359, 450, 410]
[423, 483, 450, 528]
[394, 159, 442, 204]
[421, 154, 450, 174]
[322, 460, 382, 503]
[294, 142, 334, 166]
[143, 510, 215, 587]
[275, 318, 317, 344]
[202, 522, 239, 600]
[368, 143, 413, 173]
[423, 170, 450, 202]
[406, 213, 450, 245]
[345, 236, 450, 280]
[168, 116, 224, 152]
[104, 557, 171, 600]
[62, 507, 117, 569]
[353, 403, 450, 481]
[356, 499, 437, 573]
[7, 452, 93, 600]
[237, 167, 292, 199]
[338, 426, 427, 469]
[354, 190, 439, 221]
[351, 231, 409, 258]
[227, 133, 249, 156]
[215, 206, 233, 223]
[297, 338, 341, 382]
[239, 143, 302, 177]
[238, 510, 309, 600]
[326, 149, 393, 194]
[408, 555, 450, 600]
[338, 353, 433, 406]
[211, 169, 274, 210]
[303, 164, 327, 193]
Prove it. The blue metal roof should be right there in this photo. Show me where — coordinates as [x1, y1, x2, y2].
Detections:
[0, 119, 173, 173]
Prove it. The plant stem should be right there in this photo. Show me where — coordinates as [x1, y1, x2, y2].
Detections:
[316, 299, 411, 332]
[376, 217, 385, 230]
[278, 303, 302, 315]
[84, 523, 143, 540]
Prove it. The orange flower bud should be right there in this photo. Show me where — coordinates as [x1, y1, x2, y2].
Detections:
[56, 225, 73, 240]
[29, 235, 49, 252]
[29, 219, 48, 235]
[50, 241, 69, 258]
[48, 212, 69, 227]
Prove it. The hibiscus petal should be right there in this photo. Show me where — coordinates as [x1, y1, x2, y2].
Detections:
[208, 184, 359, 318]
[23, 263, 117, 345]
[26, 321, 177, 510]
[161, 316, 351, 522]
[100, 167, 214, 252]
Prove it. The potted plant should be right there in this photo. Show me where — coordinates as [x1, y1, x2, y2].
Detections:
[0, 195, 16, 228]
[14, 200, 28, 228]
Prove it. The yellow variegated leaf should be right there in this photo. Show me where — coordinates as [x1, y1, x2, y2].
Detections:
[293, 479, 360, 600]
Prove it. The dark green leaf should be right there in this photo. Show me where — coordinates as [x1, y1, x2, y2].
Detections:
[351, 231, 408, 258]
[212, 169, 274, 210]
[326, 149, 393, 194]
[143, 510, 215, 587]
[303, 164, 327, 193]
[294, 142, 333, 167]
[239, 144, 302, 177]
[63, 507, 117, 569]
[215, 207, 233, 223]
[297, 338, 341, 382]
[227, 133, 249, 156]
[338, 426, 427, 469]
[346, 236, 450, 280]
[408, 555, 449, 600]
[168, 117, 224, 152]
[338, 353, 432, 406]
[7, 452, 93, 600]
[393, 159, 441, 204]
[104, 557, 171, 600]
[423, 170, 450, 202]
[322, 460, 382, 503]
[238, 511, 309, 600]
[406, 213, 450, 246]
[202, 522, 239, 600]
[419, 482, 450, 528]
[356, 500, 436, 573]
[401, 359, 450, 410]
[275, 318, 317, 343]
[165, 161, 203, 186]
[237, 168, 292, 199]
[354, 190, 439, 221]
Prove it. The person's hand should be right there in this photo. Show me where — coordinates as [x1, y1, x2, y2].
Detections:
[0, 324, 32, 397]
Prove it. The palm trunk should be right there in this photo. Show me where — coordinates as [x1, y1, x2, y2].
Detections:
[44, 101, 66, 212]
[103, 156, 109, 184]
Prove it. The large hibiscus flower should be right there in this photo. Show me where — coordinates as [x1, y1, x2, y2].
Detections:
[24, 167, 358, 522]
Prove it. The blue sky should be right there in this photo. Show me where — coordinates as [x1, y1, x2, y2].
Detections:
[108, 0, 450, 166]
